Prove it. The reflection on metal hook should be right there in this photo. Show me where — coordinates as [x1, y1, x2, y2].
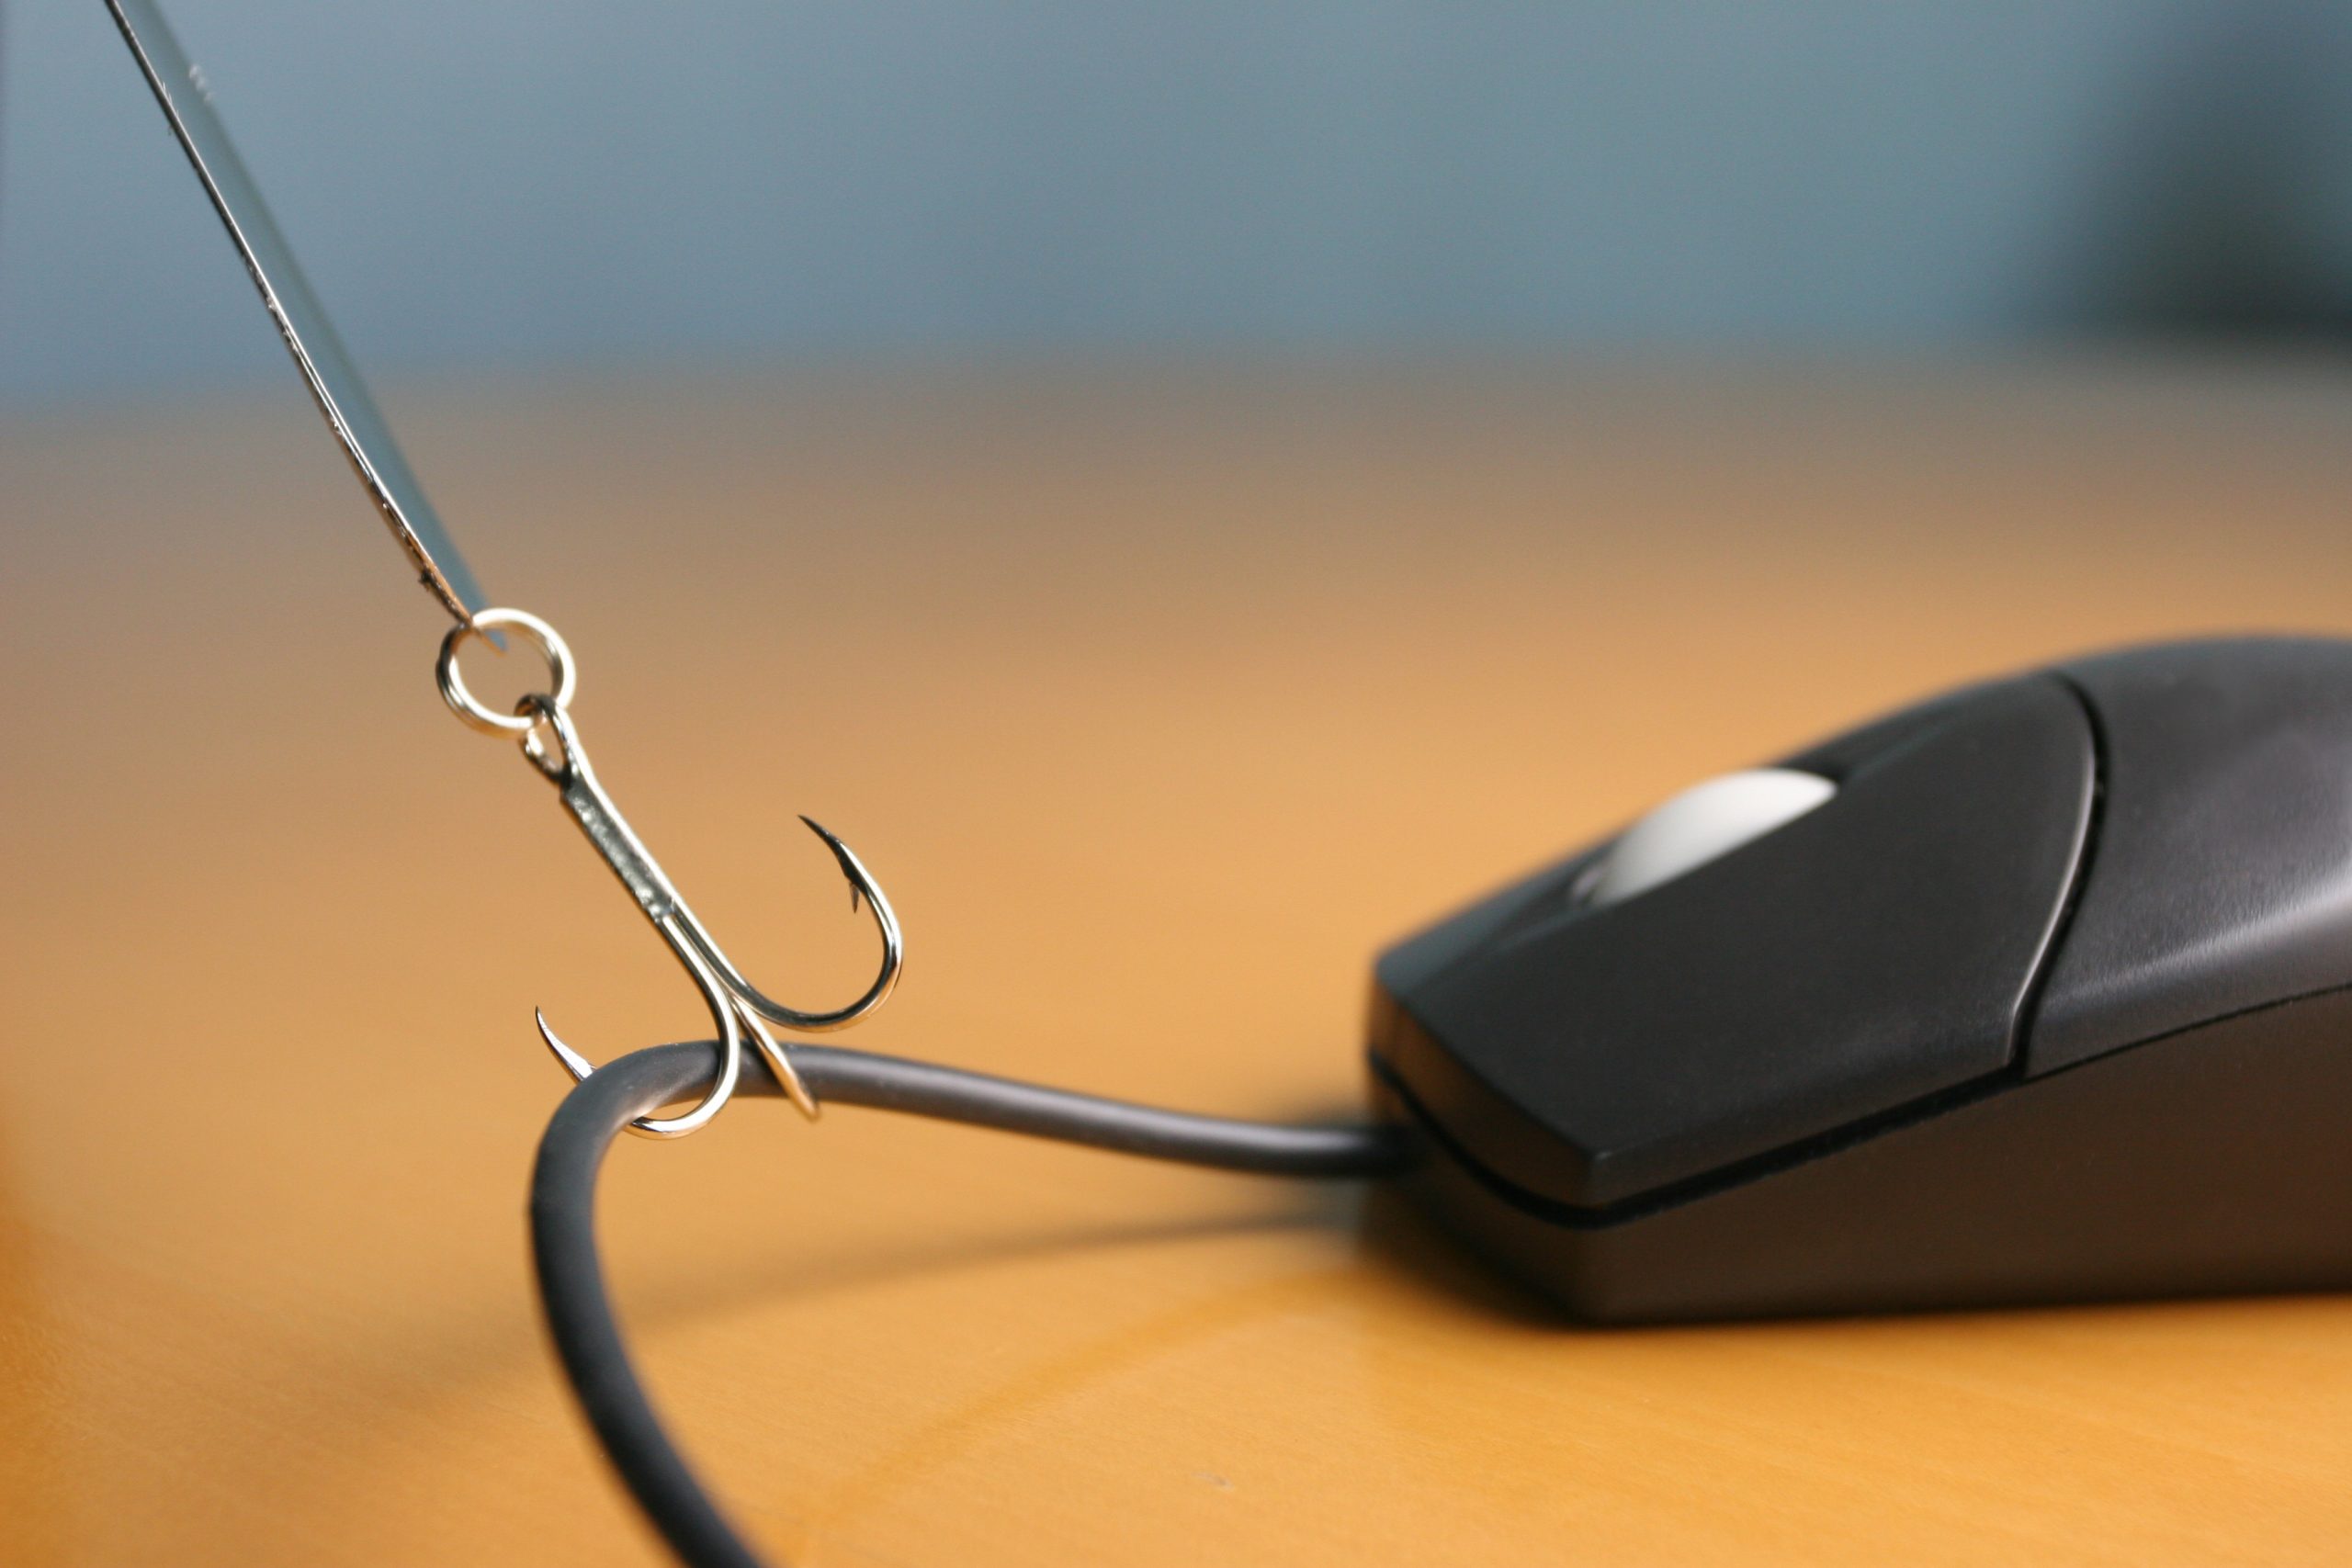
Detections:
[437, 608, 903, 1137]
[681, 818, 903, 1033]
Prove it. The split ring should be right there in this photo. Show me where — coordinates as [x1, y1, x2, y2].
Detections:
[437, 607, 578, 736]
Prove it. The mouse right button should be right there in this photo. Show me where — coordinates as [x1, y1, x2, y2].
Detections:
[2029, 637, 2352, 1074]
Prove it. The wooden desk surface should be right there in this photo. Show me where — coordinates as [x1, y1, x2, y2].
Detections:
[5, 359, 2351, 1566]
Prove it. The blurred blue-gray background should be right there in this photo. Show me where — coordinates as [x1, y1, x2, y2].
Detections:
[7, 0, 2352, 407]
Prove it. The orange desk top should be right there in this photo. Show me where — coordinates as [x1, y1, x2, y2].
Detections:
[5, 359, 2351, 1565]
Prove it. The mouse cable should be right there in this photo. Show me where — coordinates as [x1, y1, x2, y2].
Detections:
[531, 1039, 1410, 1568]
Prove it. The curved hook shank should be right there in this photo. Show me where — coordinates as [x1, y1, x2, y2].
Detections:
[539, 918, 747, 1138]
[673, 817, 904, 1033]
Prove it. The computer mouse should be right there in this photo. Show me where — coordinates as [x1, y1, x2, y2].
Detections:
[1367, 637, 2352, 1321]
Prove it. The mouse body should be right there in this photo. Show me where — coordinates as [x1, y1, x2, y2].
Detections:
[1368, 637, 2352, 1321]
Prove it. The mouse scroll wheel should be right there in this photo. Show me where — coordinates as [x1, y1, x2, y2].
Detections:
[1581, 768, 1837, 907]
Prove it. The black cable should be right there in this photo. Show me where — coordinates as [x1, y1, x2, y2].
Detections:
[530, 1039, 1409, 1568]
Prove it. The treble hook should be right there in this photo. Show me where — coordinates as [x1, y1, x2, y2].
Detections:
[437, 609, 903, 1137]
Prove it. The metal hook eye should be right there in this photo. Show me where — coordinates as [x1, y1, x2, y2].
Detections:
[438, 607, 577, 736]
[514, 694, 580, 783]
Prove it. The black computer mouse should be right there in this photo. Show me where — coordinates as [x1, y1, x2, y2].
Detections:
[1367, 637, 2352, 1321]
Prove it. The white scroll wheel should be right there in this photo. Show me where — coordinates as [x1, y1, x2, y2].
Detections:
[1582, 767, 1838, 907]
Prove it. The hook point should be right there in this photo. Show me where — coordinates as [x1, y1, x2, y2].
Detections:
[798, 814, 867, 897]
[536, 1007, 596, 1083]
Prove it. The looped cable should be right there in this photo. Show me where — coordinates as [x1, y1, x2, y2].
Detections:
[532, 1038, 1408, 1567]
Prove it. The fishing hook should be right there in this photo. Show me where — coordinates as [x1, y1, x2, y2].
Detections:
[436, 609, 903, 1137]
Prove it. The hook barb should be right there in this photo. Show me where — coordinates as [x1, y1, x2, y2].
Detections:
[800, 815, 865, 914]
